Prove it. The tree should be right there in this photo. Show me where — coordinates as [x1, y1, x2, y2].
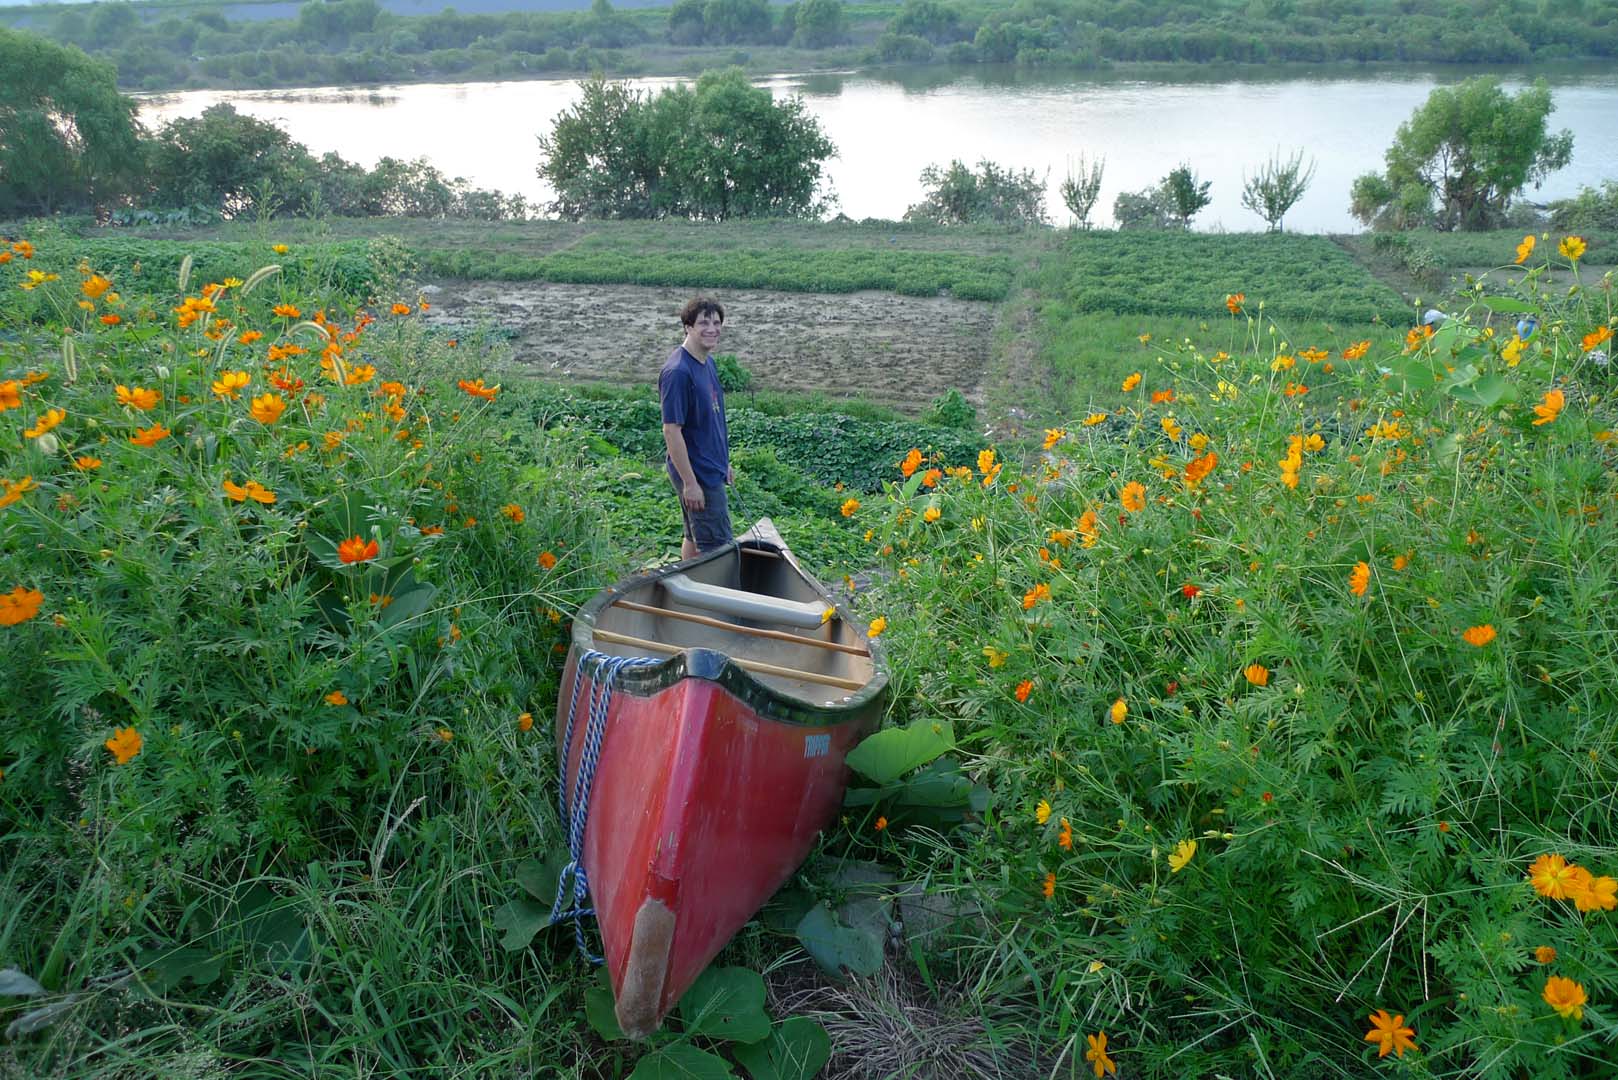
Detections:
[0, 27, 143, 216]
[904, 159, 1047, 226]
[702, 0, 773, 44]
[889, 0, 967, 44]
[1241, 149, 1315, 232]
[1161, 163, 1211, 228]
[667, 0, 707, 44]
[1349, 76, 1573, 231]
[146, 103, 315, 218]
[1059, 154, 1104, 229]
[789, 0, 846, 48]
[1112, 185, 1173, 230]
[536, 70, 834, 221]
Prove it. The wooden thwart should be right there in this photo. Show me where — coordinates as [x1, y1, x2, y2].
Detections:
[612, 599, 868, 657]
[591, 628, 867, 691]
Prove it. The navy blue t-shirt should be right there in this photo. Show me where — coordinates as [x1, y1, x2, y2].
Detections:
[658, 346, 729, 490]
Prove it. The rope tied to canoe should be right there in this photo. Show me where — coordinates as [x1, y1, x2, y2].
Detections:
[553, 648, 661, 963]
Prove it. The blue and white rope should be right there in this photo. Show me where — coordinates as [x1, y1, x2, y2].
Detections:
[553, 648, 661, 962]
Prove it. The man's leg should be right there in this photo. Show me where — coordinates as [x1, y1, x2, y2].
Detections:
[687, 485, 734, 554]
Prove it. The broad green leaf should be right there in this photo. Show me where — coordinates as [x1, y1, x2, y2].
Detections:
[135, 947, 224, 993]
[734, 1018, 833, 1080]
[585, 982, 629, 1042]
[629, 1043, 735, 1080]
[5, 998, 76, 1039]
[1447, 373, 1517, 407]
[845, 719, 954, 784]
[678, 967, 771, 1044]
[377, 583, 436, 631]
[492, 898, 555, 952]
[795, 903, 883, 978]
[1481, 295, 1538, 314]
[516, 851, 571, 902]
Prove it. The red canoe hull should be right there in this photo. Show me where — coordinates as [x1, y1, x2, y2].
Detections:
[558, 651, 871, 1034]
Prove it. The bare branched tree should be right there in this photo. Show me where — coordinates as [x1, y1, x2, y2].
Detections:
[1241, 148, 1317, 232]
[1059, 153, 1105, 229]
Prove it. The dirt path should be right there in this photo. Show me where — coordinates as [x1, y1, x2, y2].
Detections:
[421, 281, 996, 413]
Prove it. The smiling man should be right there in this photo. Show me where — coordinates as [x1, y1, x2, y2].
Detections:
[659, 297, 734, 559]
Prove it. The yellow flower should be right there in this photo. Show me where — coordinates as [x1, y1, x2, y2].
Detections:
[1364, 1010, 1417, 1059]
[436, 728, 454, 742]
[1109, 698, 1127, 724]
[1270, 354, 1295, 372]
[1168, 839, 1197, 873]
[0, 476, 36, 509]
[1084, 1032, 1116, 1077]
[105, 726, 142, 765]
[1035, 799, 1051, 825]
[923, 506, 941, 523]
[983, 646, 1007, 668]
[1160, 416, 1182, 441]
[1121, 372, 1141, 392]
[81, 274, 112, 300]
[1042, 428, 1066, 450]
[24, 408, 65, 438]
[1543, 975, 1587, 1022]
[211, 370, 251, 398]
[1571, 874, 1618, 913]
[1527, 853, 1580, 899]
[1349, 561, 1370, 597]
[1559, 235, 1587, 262]
[867, 616, 887, 638]
[518, 712, 534, 732]
[976, 448, 996, 476]
[840, 497, 860, 518]
[249, 393, 288, 424]
[1083, 412, 1108, 427]
[1515, 234, 1535, 263]
[272, 243, 289, 255]
[1531, 388, 1564, 426]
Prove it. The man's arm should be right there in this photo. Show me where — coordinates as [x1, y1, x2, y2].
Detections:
[662, 423, 705, 510]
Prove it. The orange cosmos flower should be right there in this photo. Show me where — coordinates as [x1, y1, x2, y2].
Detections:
[1150, 388, 1175, 404]
[1084, 1032, 1116, 1077]
[1364, 1010, 1417, 1059]
[325, 690, 349, 706]
[1042, 871, 1055, 900]
[222, 479, 249, 502]
[116, 385, 160, 411]
[1120, 481, 1146, 513]
[104, 726, 142, 765]
[10, 240, 34, 258]
[840, 498, 860, 518]
[0, 476, 36, 509]
[129, 423, 171, 447]
[100, 313, 121, 326]
[517, 711, 535, 732]
[1515, 234, 1535, 264]
[1110, 698, 1127, 724]
[1014, 680, 1033, 702]
[1022, 582, 1050, 609]
[24, 408, 65, 438]
[73, 456, 101, 471]
[337, 536, 380, 564]
[1405, 325, 1434, 350]
[1183, 451, 1217, 489]
[272, 303, 302, 318]
[81, 274, 111, 300]
[923, 506, 941, 523]
[390, 302, 412, 315]
[1041, 428, 1065, 450]
[1225, 292, 1245, 315]
[897, 447, 923, 477]
[1584, 326, 1613, 351]
[0, 586, 45, 626]
[238, 330, 264, 345]
[249, 393, 287, 424]
[1572, 874, 1618, 913]
[1343, 340, 1371, 360]
[1543, 975, 1587, 1021]
[538, 551, 558, 570]
[344, 364, 376, 386]
[1535, 945, 1557, 964]
[1349, 561, 1370, 597]
[920, 468, 941, 487]
[499, 503, 525, 523]
[1531, 389, 1564, 426]
[1121, 372, 1141, 392]
[1527, 854, 1580, 899]
[1244, 663, 1270, 687]
[1462, 624, 1496, 647]
[458, 379, 499, 400]
[0, 380, 20, 412]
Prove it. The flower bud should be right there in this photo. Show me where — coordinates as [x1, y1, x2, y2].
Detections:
[34, 433, 58, 455]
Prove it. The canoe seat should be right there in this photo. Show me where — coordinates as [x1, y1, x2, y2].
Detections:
[662, 573, 830, 630]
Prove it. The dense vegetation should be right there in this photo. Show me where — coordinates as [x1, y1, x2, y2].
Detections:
[4, 0, 1618, 93]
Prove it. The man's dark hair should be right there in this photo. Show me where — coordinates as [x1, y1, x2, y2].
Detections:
[679, 297, 724, 327]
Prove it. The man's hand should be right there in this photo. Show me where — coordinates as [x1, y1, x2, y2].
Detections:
[682, 481, 706, 511]
[727, 466, 735, 485]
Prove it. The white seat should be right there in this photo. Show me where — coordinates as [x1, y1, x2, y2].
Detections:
[662, 573, 830, 629]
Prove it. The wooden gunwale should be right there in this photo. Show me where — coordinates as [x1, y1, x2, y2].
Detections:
[610, 599, 868, 657]
[590, 628, 867, 691]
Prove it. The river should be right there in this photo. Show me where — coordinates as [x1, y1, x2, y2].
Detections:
[136, 65, 1618, 233]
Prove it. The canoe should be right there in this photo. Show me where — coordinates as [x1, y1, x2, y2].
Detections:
[555, 518, 888, 1038]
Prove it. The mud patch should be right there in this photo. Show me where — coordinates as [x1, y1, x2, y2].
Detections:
[422, 281, 995, 413]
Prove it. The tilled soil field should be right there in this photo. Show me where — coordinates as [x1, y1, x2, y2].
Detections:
[421, 281, 995, 412]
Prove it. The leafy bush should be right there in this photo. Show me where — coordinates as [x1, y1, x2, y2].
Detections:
[851, 234, 1618, 1075]
[904, 159, 1048, 227]
[0, 236, 607, 1068]
[714, 353, 753, 392]
[922, 387, 977, 430]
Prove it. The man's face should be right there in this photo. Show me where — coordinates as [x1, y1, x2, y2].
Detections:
[689, 312, 722, 351]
